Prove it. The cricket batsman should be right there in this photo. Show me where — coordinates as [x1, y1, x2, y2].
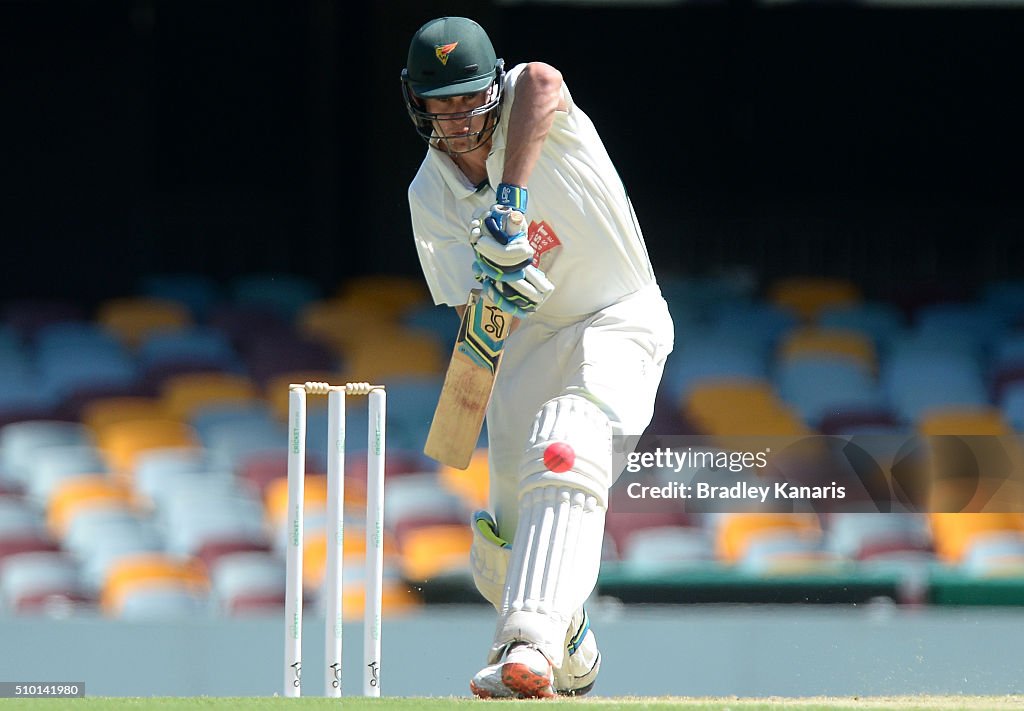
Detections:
[401, 16, 675, 698]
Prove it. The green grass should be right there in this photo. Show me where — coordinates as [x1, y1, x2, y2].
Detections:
[0, 697, 1022, 711]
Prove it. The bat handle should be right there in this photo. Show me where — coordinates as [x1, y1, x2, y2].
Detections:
[491, 205, 524, 246]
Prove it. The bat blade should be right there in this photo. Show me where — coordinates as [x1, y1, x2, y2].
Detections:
[424, 289, 511, 469]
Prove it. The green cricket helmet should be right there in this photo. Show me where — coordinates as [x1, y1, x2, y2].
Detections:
[401, 17, 505, 153]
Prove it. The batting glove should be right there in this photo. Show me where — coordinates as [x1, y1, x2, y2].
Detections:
[470, 204, 534, 282]
[476, 263, 555, 318]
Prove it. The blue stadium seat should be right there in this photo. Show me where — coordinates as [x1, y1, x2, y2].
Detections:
[25, 444, 109, 506]
[229, 273, 321, 321]
[1001, 382, 1024, 432]
[818, 302, 906, 356]
[1, 550, 86, 614]
[882, 343, 989, 423]
[0, 421, 94, 488]
[139, 273, 222, 321]
[660, 335, 769, 405]
[776, 356, 887, 427]
[138, 327, 242, 375]
[618, 525, 715, 574]
[116, 587, 210, 620]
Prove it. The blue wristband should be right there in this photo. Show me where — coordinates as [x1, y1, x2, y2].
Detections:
[495, 183, 528, 212]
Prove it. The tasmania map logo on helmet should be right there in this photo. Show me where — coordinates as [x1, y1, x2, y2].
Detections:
[435, 42, 458, 65]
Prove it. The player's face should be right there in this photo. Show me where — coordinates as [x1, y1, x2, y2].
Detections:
[422, 90, 493, 154]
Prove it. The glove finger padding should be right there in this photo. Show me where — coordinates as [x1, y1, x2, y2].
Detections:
[482, 265, 555, 317]
[469, 206, 534, 282]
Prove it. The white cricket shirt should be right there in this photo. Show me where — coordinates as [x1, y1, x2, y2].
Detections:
[408, 63, 656, 321]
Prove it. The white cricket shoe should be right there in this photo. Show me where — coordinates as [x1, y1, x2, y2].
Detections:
[470, 642, 553, 699]
[469, 608, 601, 698]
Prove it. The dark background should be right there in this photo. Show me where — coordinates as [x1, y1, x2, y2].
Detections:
[3, 0, 1023, 307]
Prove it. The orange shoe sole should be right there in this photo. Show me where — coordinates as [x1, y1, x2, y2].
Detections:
[501, 662, 555, 699]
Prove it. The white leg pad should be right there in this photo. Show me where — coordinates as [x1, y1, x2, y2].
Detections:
[491, 395, 612, 665]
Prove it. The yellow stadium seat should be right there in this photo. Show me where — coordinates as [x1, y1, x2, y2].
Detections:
[715, 513, 821, 564]
[96, 297, 192, 348]
[263, 475, 366, 530]
[684, 379, 812, 436]
[335, 274, 431, 320]
[341, 579, 422, 620]
[929, 513, 1024, 563]
[778, 328, 876, 369]
[47, 475, 137, 537]
[339, 329, 446, 382]
[302, 528, 399, 591]
[297, 299, 385, 354]
[160, 372, 259, 420]
[398, 524, 473, 581]
[918, 407, 1012, 436]
[439, 448, 490, 510]
[97, 419, 198, 479]
[100, 553, 208, 616]
[80, 397, 175, 439]
[768, 277, 862, 323]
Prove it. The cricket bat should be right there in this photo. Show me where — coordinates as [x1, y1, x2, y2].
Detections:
[424, 288, 512, 469]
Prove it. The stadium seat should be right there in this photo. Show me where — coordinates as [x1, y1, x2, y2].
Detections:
[714, 512, 821, 564]
[1001, 382, 1024, 432]
[297, 298, 391, 354]
[46, 474, 138, 538]
[439, 448, 490, 511]
[236, 450, 326, 498]
[208, 550, 285, 614]
[100, 553, 209, 618]
[206, 302, 295, 353]
[385, 473, 468, 544]
[339, 329, 446, 383]
[80, 397, 175, 439]
[96, 419, 199, 480]
[138, 273, 222, 321]
[928, 513, 1024, 563]
[817, 302, 905, 355]
[684, 379, 811, 436]
[915, 302, 1009, 356]
[706, 302, 800, 355]
[229, 273, 322, 321]
[618, 526, 714, 573]
[917, 407, 1011, 436]
[397, 523, 472, 581]
[775, 356, 886, 427]
[767, 276, 862, 323]
[137, 327, 243, 389]
[1, 550, 88, 614]
[95, 297, 193, 348]
[336, 273, 431, 319]
[116, 585, 210, 620]
[0, 420, 94, 487]
[823, 512, 933, 560]
[24, 444, 109, 506]
[882, 344, 988, 423]
[959, 532, 1024, 577]
[160, 372, 259, 422]
[242, 335, 338, 387]
[660, 337, 769, 405]
[777, 328, 877, 370]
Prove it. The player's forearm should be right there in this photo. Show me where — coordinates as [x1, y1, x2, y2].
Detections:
[501, 63, 565, 187]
